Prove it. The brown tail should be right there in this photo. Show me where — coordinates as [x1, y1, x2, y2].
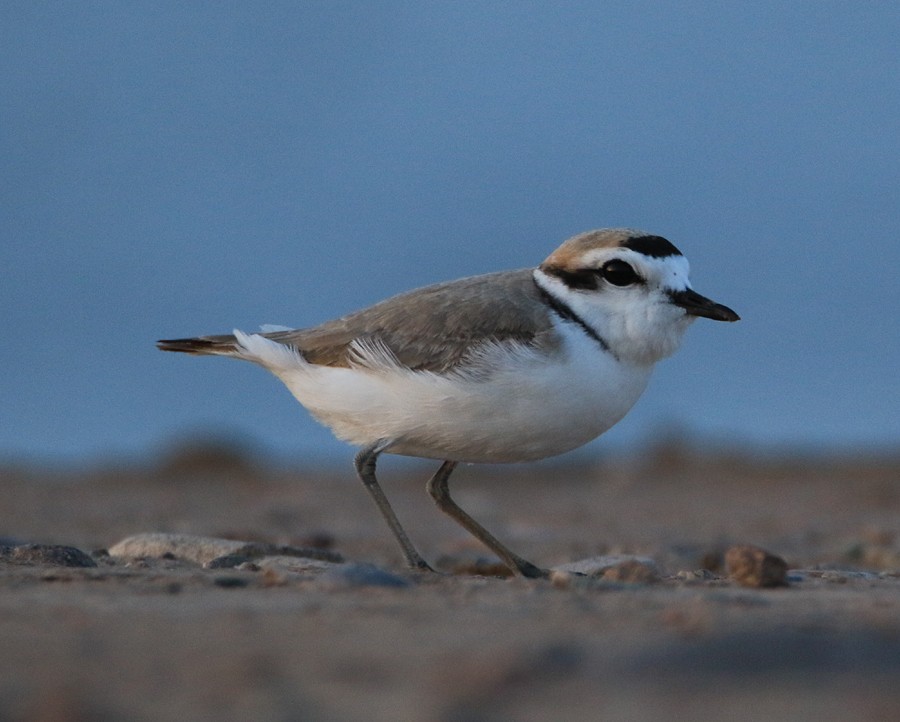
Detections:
[157, 334, 239, 355]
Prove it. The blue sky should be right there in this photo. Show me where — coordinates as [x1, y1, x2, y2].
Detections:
[3, 2, 899, 463]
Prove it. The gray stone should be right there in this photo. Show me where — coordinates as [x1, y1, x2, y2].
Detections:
[552, 554, 660, 577]
[108, 532, 343, 566]
[0, 543, 97, 568]
[319, 563, 410, 589]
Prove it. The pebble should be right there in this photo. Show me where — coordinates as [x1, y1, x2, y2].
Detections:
[819, 569, 881, 583]
[0, 543, 97, 568]
[725, 544, 788, 588]
[549, 555, 661, 589]
[255, 556, 342, 575]
[212, 575, 251, 589]
[553, 555, 660, 579]
[205, 554, 254, 569]
[107, 532, 343, 566]
[675, 569, 719, 583]
[600, 559, 661, 584]
[434, 552, 514, 577]
[319, 563, 410, 589]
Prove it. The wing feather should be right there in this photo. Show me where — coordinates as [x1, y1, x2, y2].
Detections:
[159, 269, 560, 373]
[270, 269, 557, 372]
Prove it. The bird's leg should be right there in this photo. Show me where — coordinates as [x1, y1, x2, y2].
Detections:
[354, 442, 435, 572]
[426, 461, 547, 579]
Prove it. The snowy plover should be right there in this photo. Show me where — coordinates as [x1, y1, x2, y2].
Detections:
[158, 228, 738, 578]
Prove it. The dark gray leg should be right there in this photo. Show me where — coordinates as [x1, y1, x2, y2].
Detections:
[425, 461, 547, 579]
[354, 442, 434, 572]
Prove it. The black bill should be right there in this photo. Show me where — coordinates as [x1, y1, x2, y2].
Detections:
[669, 288, 740, 322]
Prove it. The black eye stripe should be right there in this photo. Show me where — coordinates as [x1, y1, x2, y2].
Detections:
[539, 261, 644, 290]
[539, 265, 598, 290]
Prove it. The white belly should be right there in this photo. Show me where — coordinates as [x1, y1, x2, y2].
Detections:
[236, 324, 653, 464]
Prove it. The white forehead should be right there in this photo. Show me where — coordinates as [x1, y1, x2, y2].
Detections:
[579, 247, 692, 291]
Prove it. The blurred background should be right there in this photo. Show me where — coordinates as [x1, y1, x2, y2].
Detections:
[3, 2, 899, 466]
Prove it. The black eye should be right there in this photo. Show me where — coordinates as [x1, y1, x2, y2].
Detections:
[599, 259, 640, 286]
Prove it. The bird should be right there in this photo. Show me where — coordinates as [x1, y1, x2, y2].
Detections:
[158, 228, 739, 578]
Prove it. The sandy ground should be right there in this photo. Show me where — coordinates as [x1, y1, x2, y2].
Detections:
[2, 441, 899, 722]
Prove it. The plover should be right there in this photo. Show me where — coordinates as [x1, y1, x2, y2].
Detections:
[158, 228, 739, 578]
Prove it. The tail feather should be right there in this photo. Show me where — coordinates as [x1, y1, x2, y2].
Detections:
[157, 334, 239, 355]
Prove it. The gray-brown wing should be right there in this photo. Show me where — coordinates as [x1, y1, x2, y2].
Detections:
[268, 269, 557, 372]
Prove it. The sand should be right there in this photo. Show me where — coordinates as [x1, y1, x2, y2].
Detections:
[1, 443, 899, 721]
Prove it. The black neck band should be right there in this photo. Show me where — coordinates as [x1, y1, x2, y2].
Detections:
[533, 278, 611, 354]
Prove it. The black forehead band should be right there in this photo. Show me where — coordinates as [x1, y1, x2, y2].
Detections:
[622, 235, 682, 258]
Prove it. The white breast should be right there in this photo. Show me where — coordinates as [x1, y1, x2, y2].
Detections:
[234, 320, 653, 464]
